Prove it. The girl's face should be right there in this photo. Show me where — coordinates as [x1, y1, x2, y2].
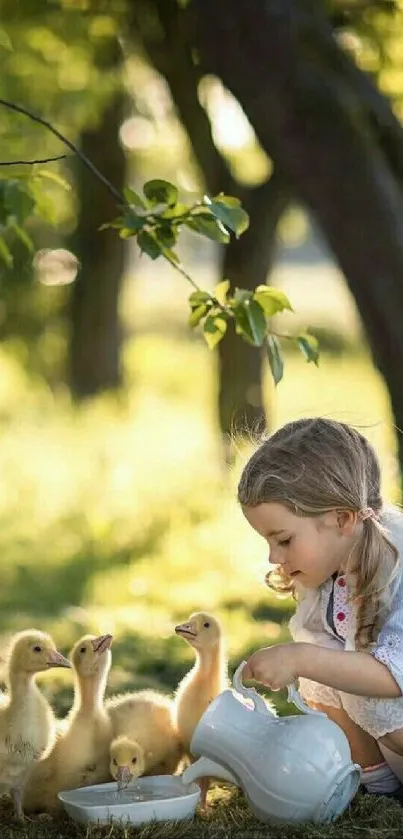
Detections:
[243, 502, 359, 588]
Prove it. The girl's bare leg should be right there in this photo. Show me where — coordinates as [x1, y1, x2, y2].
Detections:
[380, 729, 403, 756]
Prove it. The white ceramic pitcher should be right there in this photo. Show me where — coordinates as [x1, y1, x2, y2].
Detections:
[182, 661, 360, 823]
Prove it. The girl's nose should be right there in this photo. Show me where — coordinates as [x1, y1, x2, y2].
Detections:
[270, 551, 285, 567]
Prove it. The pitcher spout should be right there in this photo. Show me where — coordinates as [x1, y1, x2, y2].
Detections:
[182, 757, 240, 788]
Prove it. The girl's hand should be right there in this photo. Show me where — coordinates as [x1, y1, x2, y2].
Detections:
[242, 643, 301, 691]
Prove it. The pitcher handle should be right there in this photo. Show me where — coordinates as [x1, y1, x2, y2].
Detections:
[235, 660, 326, 717]
[287, 683, 326, 717]
[232, 660, 275, 716]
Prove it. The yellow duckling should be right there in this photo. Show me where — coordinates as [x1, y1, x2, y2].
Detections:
[0, 629, 71, 820]
[173, 612, 228, 806]
[24, 633, 113, 813]
[109, 736, 145, 790]
[106, 689, 182, 783]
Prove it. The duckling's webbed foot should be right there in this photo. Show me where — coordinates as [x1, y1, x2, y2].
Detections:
[11, 785, 24, 822]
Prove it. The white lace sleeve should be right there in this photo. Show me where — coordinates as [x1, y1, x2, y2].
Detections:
[372, 567, 403, 693]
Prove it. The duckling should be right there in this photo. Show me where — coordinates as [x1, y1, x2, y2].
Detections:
[24, 633, 113, 813]
[109, 736, 145, 790]
[174, 612, 227, 751]
[106, 689, 182, 782]
[0, 629, 71, 820]
[173, 612, 228, 806]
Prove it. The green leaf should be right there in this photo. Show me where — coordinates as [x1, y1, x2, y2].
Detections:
[203, 314, 227, 349]
[204, 194, 249, 237]
[234, 299, 266, 346]
[214, 279, 230, 305]
[245, 299, 266, 345]
[143, 179, 178, 206]
[253, 285, 293, 316]
[297, 332, 319, 365]
[33, 169, 71, 190]
[233, 288, 252, 304]
[161, 203, 189, 219]
[122, 213, 145, 233]
[214, 194, 242, 207]
[124, 187, 146, 209]
[189, 304, 207, 327]
[137, 230, 162, 259]
[100, 214, 144, 233]
[4, 181, 35, 223]
[119, 227, 137, 239]
[28, 181, 56, 224]
[155, 225, 177, 248]
[99, 216, 126, 231]
[189, 290, 211, 306]
[266, 335, 284, 385]
[8, 220, 34, 252]
[0, 28, 13, 50]
[0, 236, 13, 267]
[186, 214, 230, 244]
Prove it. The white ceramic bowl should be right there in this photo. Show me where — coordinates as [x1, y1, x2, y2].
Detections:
[58, 776, 201, 826]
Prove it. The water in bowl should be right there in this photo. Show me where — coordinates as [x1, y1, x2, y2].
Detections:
[70, 782, 188, 808]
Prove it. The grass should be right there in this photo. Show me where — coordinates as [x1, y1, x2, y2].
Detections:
[0, 271, 400, 836]
[1, 787, 403, 839]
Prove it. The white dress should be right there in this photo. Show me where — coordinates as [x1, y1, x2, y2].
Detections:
[289, 507, 403, 740]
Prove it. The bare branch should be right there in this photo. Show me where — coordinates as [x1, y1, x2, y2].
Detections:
[0, 154, 69, 166]
[0, 97, 127, 207]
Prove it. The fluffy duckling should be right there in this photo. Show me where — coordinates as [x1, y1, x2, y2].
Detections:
[173, 612, 228, 806]
[174, 612, 227, 752]
[0, 629, 71, 820]
[106, 689, 182, 783]
[109, 736, 145, 790]
[24, 633, 113, 813]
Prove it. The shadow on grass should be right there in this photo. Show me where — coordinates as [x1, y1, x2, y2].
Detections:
[0, 514, 170, 628]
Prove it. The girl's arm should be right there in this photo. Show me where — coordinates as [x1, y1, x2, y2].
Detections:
[298, 643, 401, 698]
[243, 642, 402, 697]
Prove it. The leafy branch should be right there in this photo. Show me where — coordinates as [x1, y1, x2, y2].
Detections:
[0, 99, 319, 382]
[102, 178, 320, 379]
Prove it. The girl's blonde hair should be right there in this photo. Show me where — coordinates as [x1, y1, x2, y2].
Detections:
[237, 418, 399, 649]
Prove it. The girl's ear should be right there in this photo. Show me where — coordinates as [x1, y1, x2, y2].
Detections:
[336, 509, 358, 535]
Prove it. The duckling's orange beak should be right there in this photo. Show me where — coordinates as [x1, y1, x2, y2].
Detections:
[175, 622, 197, 639]
[47, 649, 71, 669]
[91, 634, 113, 655]
[116, 765, 132, 790]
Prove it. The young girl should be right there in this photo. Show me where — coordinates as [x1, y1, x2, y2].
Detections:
[239, 417, 403, 799]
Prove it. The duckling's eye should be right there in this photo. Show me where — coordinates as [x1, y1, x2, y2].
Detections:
[33, 645, 42, 653]
[203, 622, 210, 628]
[132, 757, 137, 764]
[80, 647, 86, 654]
[112, 758, 117, 766]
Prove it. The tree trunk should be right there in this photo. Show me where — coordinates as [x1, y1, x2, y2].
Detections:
[194, 0, 403, 471]
[69, 67, 126, 397]
[130, 0, 291, 438]
[218, 174, 289, 439]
